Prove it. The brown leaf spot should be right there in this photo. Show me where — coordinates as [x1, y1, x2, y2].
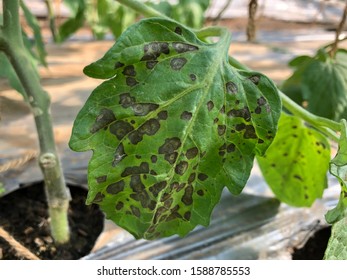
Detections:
[126, 77, 139, 87]
[158, 137, 182, 154]
[175, 161, 188, 175]
[110, 120, 134, 140]
[249, 74, 261, 85]
[119, 93, 135, 108]
[131, 103, 159, 116]
[121, 162, 149, 177]
[164, 152, 178, 165]
[146, 60, 158, 69]
[218, 125, 226, 136]
[174, 26, 182, 35]
[138, 118, 160, 136]
[244, 125, 257, 139]
[122, 65, 136, 76]
[190, 74, 197, 81]
[180, 111, 192, 120]
[128, 130, 143, 145]
[227, 106, 251, 121]
[114, 61, 124, 69]
[184, 211, 191, 221]
[170, 57, 187, 70]
[151, 155, 158, 163]
[112, 143, 127, 166]
[227, 143, 236, 153]
[106, 180, 125, 194]
[198, 173, 208, 181]
[96, 175, 107, 183]
[90, 108, 116, 133]
[172, 42, 199, 53]
[92, 192, 105, 203]
[149, 181, 167, 197]
[141, 42, 170, 61]
[130, 205, 141, 218]
[181, 185, 193, 205]
[186, 147, 199, 159]
[115, 201, 124, 210]
[188, 173, 196, 184]
[207, 101, 214, 111]
[197, 190, 204, 196]
[157, 111, 168, 120]
[226, 81, 238, 94]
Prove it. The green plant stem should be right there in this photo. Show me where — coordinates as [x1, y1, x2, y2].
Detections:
[329, 0, 347, 57]
[0, 0, 70, 244]
[116, 0, 169, 19]
[44, 0, 60, 43]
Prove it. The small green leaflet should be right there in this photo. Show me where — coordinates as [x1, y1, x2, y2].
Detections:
[257, 114, 330, 207]
[282, 49, 347, 121]
[324, 120, 347, 259]
[69, 18, 281, 239]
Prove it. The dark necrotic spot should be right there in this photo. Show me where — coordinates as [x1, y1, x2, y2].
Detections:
[131, 103, 159, 116]
[90, 108, 116, 133]
[175, 161, 189, 175]
[122, 65, 136, 76]
[157, 111, 168, 120]
[188, 173, 196, 184]
[174, 26, 182, 35]
[190, 74, 197, 81]
[112, 143, 127, 166]
[141, 42, 170, 61]
[198, 173, 208, 181]
[227, 106, 251, 121]
[158, 137, 182, 154]
[126, 77, 139, 87]
[207, 101, 214, 111]
[184, 211, 191, 221]
[180, 111, 192, 120]
[138, 118, 160, 136]
[114, 61, 125, 69]
[227, 143, 236, 153]
[115, 201, 124, 210]
[258, 139, 264, 144]
[226, 81, 238, 94]
[106, 180, 125, 195]
[151, 155, 158, 163]
[170, 57, 187, 70]
[249, 74, 261, 85]
[164, 198, 173, 209]
[197, 190, 204, 196]
[110, 120, 134, 140]
[172, 42, 199, 53]
[128, 130, 143, 145]
[244, 125, 257, 139]
[218, 125, 226, 136]
[129, 175, 150, 208]
[96, 175, 107, 183]
[92, 192, 105, 203]
[119, 93, 135, 108]
[121, 162, 150, 177]
[257, 96, 267, 106]
[164, 152, 178, 165]
[149, 181, 167, 197]
[235, 123, 246, 131]
[214, 118, 219, 124]
[146, 60, 158, 70]
[153, 206, 166, 224]
[186, 147, 199, 159]
[255, 106, 261, 114]
[220, 105, 225, 114]
[135, 155, 141, 159]
[130, 205, 141, 218]
[181, 185, 193, 206]
[294, 174, 303, 181]
[150, 170, 158, 176]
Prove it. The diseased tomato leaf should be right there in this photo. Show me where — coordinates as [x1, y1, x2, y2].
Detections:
[69, 18, 281, 239]
[257, 114, 330, 207]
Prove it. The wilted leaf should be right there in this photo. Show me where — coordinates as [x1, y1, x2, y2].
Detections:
[257, 113, 330, 207]
[69, 18, 281, 239]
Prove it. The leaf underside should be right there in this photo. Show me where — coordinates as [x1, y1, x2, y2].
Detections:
[258, 114, 330, 207]
[69, 18, 281, 239]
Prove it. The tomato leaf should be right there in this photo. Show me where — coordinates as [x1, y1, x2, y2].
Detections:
[69, 18, 281, 239]
[257, 114, 330, 207]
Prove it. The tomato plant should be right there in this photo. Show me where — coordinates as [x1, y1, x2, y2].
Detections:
[68, 0, 347, 259]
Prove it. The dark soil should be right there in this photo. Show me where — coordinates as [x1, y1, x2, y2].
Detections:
[292, 227, 331, 260]
[0, 182, 104, 260]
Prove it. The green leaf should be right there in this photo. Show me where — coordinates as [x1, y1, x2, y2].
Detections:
[301, 50, 347, 121]
[281, 55, 313, 106]
[257, 113, 330, 207]
[0, 53, 26, 99]
[20, 0, 47, 66]
[324, 217, 347, 259]
[69, 18, 281, 239]
[58, 1, 86, 42]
